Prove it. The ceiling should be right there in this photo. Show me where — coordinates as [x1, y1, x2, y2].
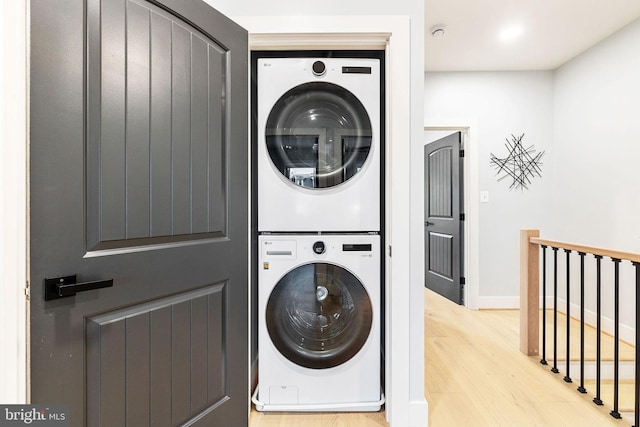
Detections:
[425, 0, 640, 71]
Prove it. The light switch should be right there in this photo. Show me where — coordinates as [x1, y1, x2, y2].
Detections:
[480, 191, 489, 203]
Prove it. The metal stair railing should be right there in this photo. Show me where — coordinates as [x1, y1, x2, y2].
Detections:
[520, 229, 640, 426]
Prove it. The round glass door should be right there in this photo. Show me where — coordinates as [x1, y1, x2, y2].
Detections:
[266, 262, 373, 369]
[265, 82, 373, 189]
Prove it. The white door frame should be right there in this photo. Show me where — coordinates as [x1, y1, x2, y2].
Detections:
[0, 0, 28, 404]
[425, 121, 480, 310]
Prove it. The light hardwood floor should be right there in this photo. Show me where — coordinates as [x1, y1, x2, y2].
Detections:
[250, 289, 631, 426]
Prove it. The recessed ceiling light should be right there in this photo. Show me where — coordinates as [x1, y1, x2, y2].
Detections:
[499, 25, 523, 42]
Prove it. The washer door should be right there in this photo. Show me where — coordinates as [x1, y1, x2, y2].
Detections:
[265, 82, 372, 189]
[266, 262, 373, 369]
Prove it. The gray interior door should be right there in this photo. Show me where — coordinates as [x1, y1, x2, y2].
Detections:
[29, 0, 248, 426]
[424, 132, 464, 304]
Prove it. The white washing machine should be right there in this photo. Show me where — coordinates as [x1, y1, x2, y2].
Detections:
[257, 57, 381, 232]
[254, 234, 382, 411]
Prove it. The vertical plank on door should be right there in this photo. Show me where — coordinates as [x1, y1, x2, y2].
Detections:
[149, 11, 173, 238]
[126, 1, 151, 239]
[99, 321, 126, 426]
[191, 36, 209, 234]
[150, 305, 173, 425]
[191, 295, 209, 412]
[171, 23, 192, 236]
[172, 300, 191, 424]
[126, 313, 151, 426]
[208, 287, 226, 402]
[100, 0, 126, 241]
[208, 47, 225, 233]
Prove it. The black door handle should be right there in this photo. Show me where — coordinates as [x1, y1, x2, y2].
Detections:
[44, 275, 113, 301]
[425, 221, 434, 226]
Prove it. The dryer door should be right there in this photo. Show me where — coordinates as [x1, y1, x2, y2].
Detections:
[265, 82, 372, 189]
[266, 262, 373, 369]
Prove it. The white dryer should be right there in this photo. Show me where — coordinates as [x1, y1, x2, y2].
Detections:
[255, 234, 382, 411]
[257, 56, 381, 232]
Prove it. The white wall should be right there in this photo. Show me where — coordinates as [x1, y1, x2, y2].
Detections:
[552, 18, 640, 336]
[552, 19, 640, 251]
[425, 130, 456, 144]
[425, 72, 554, 305]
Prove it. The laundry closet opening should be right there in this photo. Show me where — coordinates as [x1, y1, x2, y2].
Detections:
[250, 50, 386, 412]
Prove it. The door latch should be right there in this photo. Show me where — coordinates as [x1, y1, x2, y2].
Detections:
[44, 275, 113, 301]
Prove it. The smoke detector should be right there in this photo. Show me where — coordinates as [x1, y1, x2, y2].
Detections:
[430, 24, 446, 37]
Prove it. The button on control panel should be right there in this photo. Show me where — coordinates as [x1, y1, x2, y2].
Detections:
[312, 241, 326, 255]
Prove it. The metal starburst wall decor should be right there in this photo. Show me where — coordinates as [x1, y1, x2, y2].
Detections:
[490, 134, 544, 190]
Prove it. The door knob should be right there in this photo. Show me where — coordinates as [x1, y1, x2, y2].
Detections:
[425, 221, 434, 226]
[44, 275, 113, 301]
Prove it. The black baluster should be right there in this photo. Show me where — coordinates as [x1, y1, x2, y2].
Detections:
[577, 252, 587, 393]
[541, 245, 548, 365]
[610, 258, 622, 419]
[633, 261, 639, 427]
[552, 247, 559, 374]
[593, 255, 603, 406]
[564, 249, 572, 383]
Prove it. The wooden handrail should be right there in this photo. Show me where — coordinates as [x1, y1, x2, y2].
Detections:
[530, 237, 640, 263]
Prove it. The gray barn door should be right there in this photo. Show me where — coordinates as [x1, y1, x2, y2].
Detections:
[29, 0, 248, 426]
[424, 132, 464, 304]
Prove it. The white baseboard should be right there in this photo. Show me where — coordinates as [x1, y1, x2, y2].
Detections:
[409, 399, 429, 427]
[476, 295, 520, 309]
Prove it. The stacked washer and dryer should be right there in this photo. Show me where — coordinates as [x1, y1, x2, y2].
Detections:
[254, 53, 384, 412]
